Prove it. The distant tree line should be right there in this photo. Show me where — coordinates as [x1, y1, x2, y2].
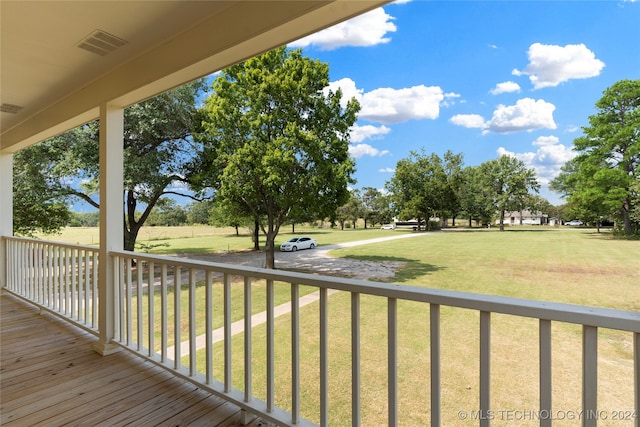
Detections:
[332, 151, 542, 232]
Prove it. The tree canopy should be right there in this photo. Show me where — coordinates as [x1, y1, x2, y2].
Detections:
[458, 165, 495, 227]
[13, 80, 205, 249]
[359, 187, 393, 228]
[192, 47, 359, 268]
[384, 150, 540, 230]
[12, 137, 73, 236]
[479, 155, 540, 231]
[551, 79, 640, 236]
[386, 150, 468, 230]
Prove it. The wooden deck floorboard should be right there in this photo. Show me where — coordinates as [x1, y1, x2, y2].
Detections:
[0, 294, 274, 427]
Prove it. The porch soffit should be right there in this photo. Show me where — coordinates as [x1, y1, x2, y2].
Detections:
[0, 0, 388, 153]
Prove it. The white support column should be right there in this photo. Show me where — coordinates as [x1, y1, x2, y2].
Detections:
[93, 103, 124, 356]
[0, 152, 13, 292]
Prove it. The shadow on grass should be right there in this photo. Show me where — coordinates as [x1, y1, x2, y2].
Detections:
[440, 227, 556, 233]
[499, 228, 558, 232]
[342, 255, 444, 283]
[581, 230, 638, 240]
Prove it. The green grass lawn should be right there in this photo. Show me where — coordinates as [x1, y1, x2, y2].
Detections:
[208, 227, 636, 426]
[39, 224, 402, 253]
[41, 225, 639, 426]
[315, 228, 639, 425]
[334, 227, 639, 310]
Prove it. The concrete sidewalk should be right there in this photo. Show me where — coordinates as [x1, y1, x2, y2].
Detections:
[166, 289, 337, 358]
[167, 231, 430, 358]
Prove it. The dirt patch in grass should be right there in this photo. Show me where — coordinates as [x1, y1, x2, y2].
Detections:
[542, 265, 618, 275]
[187, 248, 407, 281]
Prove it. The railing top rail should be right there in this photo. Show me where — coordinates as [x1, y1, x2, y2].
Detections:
[111, 249, 640, 333]
[3, 235, 99, 252]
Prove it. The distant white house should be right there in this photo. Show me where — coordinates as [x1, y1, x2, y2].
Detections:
[496, 210, 549, 226]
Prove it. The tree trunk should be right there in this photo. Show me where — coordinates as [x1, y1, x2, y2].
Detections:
[253, 220, 260, 250]
[124, 190, 141, 251]
[124, 224, 140, 252]
[499, 209, 505, 231]
[264, 214, 277, 269]
[265, 232, 275, 269]
[623, 197, 632, 236]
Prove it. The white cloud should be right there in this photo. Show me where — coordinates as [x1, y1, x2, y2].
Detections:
[349, 143, 390, 158]
[497, 136, 577, 185]
[350, 124, 391, 143]
[532, 135, 560, 146]
[166, 180, 190, 192]
[450, 98, 556, 134]
[289, 8, 396, 50]
[513, 43, 605, 89]
[449, 114, 486, 129]
[485, 98, 557, 134]
[379, 167, 395, 173]
[361, 86, 444, 123]
[490, 81, 521, 95]
[328, 78, 445, 124]
[442, 92, 462, 107]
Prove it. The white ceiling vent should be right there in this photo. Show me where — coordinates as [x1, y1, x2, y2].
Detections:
[77, 30, 127, 56]
[1, 103, 24, 114]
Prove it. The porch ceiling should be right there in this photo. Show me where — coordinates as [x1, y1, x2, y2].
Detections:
[0, 0, 388, 152]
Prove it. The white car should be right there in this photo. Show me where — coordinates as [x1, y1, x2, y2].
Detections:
[565, 220, 584, 226]
[380, 224, 395, 230]
[280, 236, 317, 252]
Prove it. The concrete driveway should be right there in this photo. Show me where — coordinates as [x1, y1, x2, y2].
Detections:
[275, 232, 429, 280]
[186, 231, 430, 280]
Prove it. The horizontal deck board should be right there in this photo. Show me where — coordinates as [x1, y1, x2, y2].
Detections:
[1, 342, 97, 385]
[0, 342, 96, 382]
[0, 294, 271, 426]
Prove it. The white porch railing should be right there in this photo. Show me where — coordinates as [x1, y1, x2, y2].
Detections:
[4, 236, 99, 333]
[3, 236, 639, 427]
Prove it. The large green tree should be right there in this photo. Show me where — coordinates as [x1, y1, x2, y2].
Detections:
[13, 80, 205, 249]
[336, 190, 364, 230]
[479, 155, 540, 231]
[441, 150, 465, 225]
[193, 47, 358, 268]
[551, 157, 612, 230]
[146, 199, 188, 227]
[13, 140, 72, 236]
[385, 150, 451, 230]
[186, 200, 214, 225]
[359, 186, 392, 228]
[551, 79, 640, 236]
[458, 165, 495, 227]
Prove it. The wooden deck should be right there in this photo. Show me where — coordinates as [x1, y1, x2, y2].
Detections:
[0, 294, 271, 427]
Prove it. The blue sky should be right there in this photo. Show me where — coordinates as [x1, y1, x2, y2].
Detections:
[71, 0, 639, 213]
[287, 0, 640, 205]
